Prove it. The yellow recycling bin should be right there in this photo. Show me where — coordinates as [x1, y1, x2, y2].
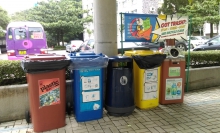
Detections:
[124, 50, 164, 109]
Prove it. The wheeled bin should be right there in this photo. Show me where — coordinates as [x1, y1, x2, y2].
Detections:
[159, 38, 185, 104]
[69, 52, 108, 122]
[105, 56, 135, 116]
[20, 54, 70, 132]
[124, 50, 166, 109]
[159, 57, 185, 104]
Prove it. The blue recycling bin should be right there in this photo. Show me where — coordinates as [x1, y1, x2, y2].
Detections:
[69, 52, 108, 122]
[105, 56, 135, 116]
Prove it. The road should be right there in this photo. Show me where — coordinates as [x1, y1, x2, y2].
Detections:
[0, 50, 68, 60]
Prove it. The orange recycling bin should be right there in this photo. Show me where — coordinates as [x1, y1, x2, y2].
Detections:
[159, 57, 185, 104]
[21, 54, 70, 132]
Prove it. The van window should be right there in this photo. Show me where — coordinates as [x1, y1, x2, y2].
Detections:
[14, 28, 27, 40]
[28, 27, 43, 39]
[7, 28, 13, 39]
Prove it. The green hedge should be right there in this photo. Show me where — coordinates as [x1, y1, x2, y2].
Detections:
[0, 60, 27, 85]
[184, 51, 220, 68]
[53, 46, 66, 50]
[0, 60, 71, 86]
[1, 50, 220, 86]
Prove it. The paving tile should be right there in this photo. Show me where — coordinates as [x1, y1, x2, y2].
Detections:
[103, 128, 112, 133]
[11, 130, 19, 133]
[64, 128, 73, 133]
[0, 121, 15, 127]
[109, 127, 119, 133]
[153, 126, 166, 133]
[134, 128, 150, 133]
[43, 129, 57, 133]
[88, 129, 104, 133]
[73, 128, 88, 133]
[57, 128, 65, 133]
[118, 127, 134, 132]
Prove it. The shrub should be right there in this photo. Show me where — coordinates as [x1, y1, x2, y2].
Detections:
[53, 46, 66, 50]
[0, 60, 27, 85]
[184, 50, 220, 68]
[0, 60, 71, 86]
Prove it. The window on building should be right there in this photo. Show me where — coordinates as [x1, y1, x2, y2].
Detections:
[132, 0, 137, 4]
[131, 9, 137, 13]
[123, 0, 127, 7]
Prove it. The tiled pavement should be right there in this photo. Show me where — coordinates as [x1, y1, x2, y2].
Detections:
[1, 87, 220, 133]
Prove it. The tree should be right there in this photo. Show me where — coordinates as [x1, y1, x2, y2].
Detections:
[180, 0, 220, 38]
[158, 0, 189, 15]
[0, 7, 10, 37]
[28, 0, 92, 46]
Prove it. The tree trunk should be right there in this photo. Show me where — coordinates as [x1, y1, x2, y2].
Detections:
[57, 31, 60, 46]
[61, 30, 64, 46]
[210, 23, 213, 38]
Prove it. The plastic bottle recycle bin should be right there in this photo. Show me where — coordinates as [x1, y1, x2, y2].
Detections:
[68, 52, 108, 122]
[105, 56, 135, 116]
[20, 54, 70, 132]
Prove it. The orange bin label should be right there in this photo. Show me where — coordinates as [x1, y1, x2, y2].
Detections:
[38, 78, 60, 108]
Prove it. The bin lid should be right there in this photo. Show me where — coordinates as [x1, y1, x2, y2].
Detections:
[21, 54, 70, 74]
[69, 52, 105, 58]
[109, 56, 132, 62]
[124, 50, 155, 56]
[24, 54, 66, 61]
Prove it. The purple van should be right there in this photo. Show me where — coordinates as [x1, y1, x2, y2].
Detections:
[6, 21, 48, 60]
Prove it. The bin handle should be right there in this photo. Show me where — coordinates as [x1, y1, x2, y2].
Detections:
[170, 59, 180, 65]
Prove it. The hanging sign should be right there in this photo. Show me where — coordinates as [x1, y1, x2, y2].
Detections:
[124, 13, 188, 42]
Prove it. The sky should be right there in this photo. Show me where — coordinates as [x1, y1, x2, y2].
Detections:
[0, 0, 45, 14]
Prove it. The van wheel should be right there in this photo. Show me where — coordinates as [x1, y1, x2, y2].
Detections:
[25, 110, 31, 124]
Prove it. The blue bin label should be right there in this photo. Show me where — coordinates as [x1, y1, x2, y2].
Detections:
[82, 91, 100, 102]
[81, 76, 99, 90]
[79, 69, 101, 112]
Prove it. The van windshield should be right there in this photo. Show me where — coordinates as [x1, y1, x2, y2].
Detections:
[14, 28, 27, 40]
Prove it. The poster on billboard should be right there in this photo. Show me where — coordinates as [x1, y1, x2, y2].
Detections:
[124, 13, 188, 43]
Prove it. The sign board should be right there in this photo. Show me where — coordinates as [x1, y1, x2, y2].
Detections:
[124, 13, 188, 43]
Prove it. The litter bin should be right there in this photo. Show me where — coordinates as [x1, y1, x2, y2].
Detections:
[159, 57, 185, 104]
[124, 50, 166, 109]
[69, 52, 108, 122]
[21, 54, 70, 132]
[105, 56, 134, 116]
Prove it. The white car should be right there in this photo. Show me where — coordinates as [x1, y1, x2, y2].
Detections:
[69, 40, 83, 52]
[188, 36, 208, 49]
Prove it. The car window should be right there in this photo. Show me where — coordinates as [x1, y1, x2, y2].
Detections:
[82, 40, 88, 45]
[190, 37, 199, 40]
[88, 40, 94, 45]
[210, 37, 220, 45]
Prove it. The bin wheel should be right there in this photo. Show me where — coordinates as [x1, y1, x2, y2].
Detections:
[25, 110, 31, 124]
[66, 102, 71, 115]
